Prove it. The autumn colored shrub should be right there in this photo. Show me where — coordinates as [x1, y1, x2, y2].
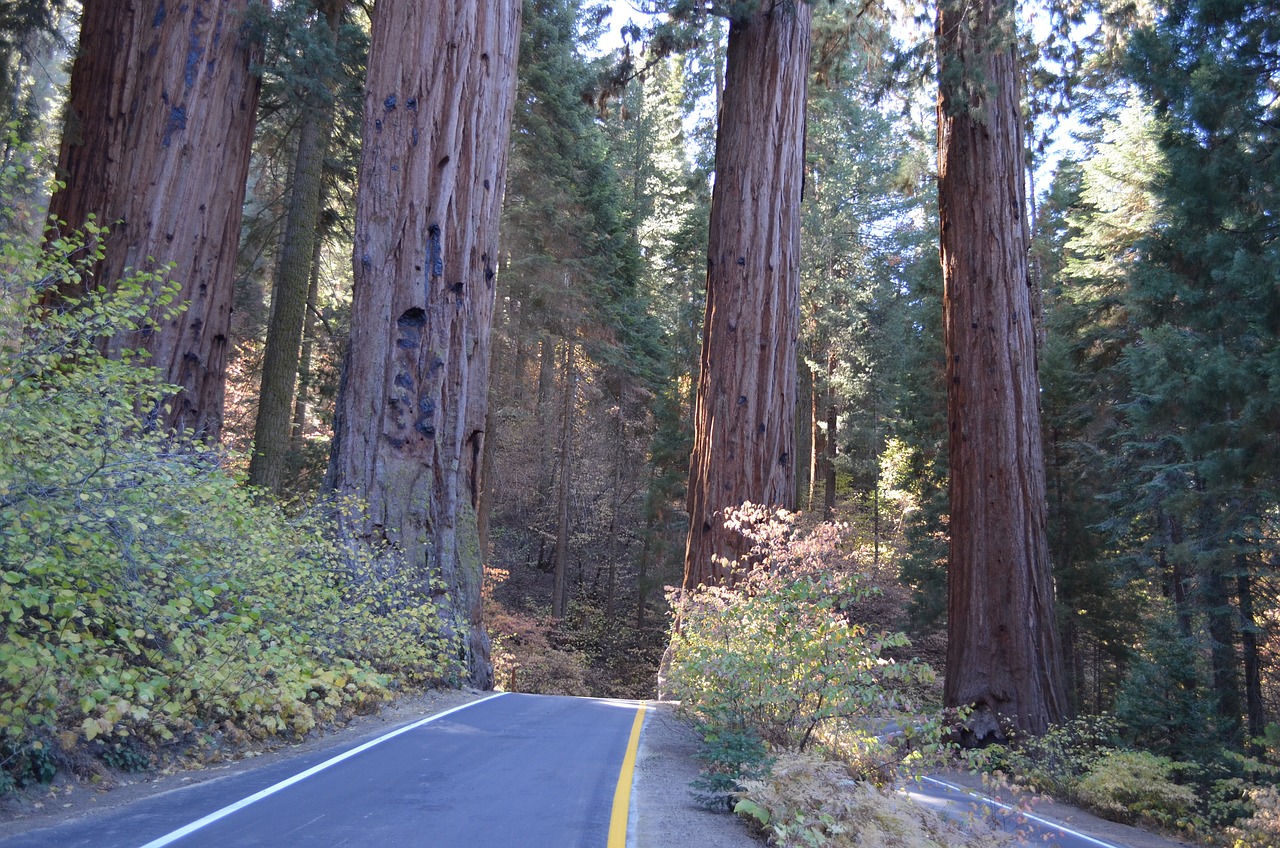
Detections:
[1227, 785, 1280, 848]
[0, 183, 461, 790]
[484, 568, 591, 696]
[734, 752, 1014, 848]
[666, 506, 936, 757]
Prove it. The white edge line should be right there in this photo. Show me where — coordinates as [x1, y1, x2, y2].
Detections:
[137, 692, 507, 848]
[919, 776, 1124, 848]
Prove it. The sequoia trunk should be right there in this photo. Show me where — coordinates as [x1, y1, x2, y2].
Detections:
[47, 0, 261, 440]
[325, 0, 521, 687]
[936, 0, 1068, 738]
[682, 0, 810, 589]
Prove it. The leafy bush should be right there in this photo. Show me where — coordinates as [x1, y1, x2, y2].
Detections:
[666, 505, 936, 759]
[979, 713, 1122, 797]
[0, 169, 462, 790]
[1075, 750, 1198, 828]
[1227, 785, 1280, 848]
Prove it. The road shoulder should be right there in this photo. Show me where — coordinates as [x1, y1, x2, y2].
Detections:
[629, 702, 763, 847]
[928, 769, 1197, 848]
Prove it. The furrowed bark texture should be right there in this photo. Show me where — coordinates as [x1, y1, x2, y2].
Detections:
[937, 0, 1067, 738]
[47, 0, 261, 440]
[326, 0, 521, 687]
[683, 0, 810, 590]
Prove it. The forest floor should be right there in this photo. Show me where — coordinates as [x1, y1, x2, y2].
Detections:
[0, 691, 1196, 848]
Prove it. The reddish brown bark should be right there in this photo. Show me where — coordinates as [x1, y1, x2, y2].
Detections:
[326, 0, 521, 687]
[47, 0, 261, 440]
[682, 0, 810, 590]
[937, 0, 1068, 738]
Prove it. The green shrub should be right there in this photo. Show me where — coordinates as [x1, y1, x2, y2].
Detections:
[690, 723, 773, 810]
[980, 713, 1122, 796]
[1115, 616, 1219, 763]
[1075, 749, 1198, 828]
[0, 156, 462, 790]
[666, 506, 935, 758]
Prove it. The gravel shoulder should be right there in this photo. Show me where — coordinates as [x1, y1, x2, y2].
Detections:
[629, 701, 764, 847]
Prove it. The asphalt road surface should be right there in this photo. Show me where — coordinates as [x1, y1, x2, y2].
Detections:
[908, 775, 1131, 848]
[0, 693, 643, 848]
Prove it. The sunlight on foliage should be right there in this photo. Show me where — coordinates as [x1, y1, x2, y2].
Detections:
[665, 505, 967, 840]
[0, 155, 461, 790]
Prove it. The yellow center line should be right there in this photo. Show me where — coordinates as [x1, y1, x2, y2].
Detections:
[607, 700, 647, 848]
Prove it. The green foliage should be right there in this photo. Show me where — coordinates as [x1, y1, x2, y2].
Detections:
[689, 724, 773, 810]
[0, 171, 461, 791]
[1075, 750, 1198, 829]
[1114, 616, 1220, 763]
[980, 714, 1123, 797]
[666, 508, 935, 756]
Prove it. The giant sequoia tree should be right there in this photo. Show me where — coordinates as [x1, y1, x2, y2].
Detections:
[326, 0, 521, 686]
[47, 0, 261, 440]
[682, 0, 811, 589]
[935, 0, 1067, 737]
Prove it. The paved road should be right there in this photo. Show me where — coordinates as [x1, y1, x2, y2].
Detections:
[0, 693, 644, 848]
[908, 776, 1128, 848]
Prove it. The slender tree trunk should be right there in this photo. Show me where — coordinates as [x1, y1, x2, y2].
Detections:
[325, 0, 521, 687]
[1203, 554, 1242, 743]
[823, 350, 837, 519]
[605, 411, 624, 619]
[871, 389, 881, 568]
[809, 365, 822, 512]
[249, 0, 344, 493]
[552, 339, 575, 620]
[1238, 566, 1265, 743]
[47, 0, 261, 440]
[936, 0, 1067, 739]
[291, 232, 323, 452]
[795, 359, 812, 506]
[683, 0, 809, 590]
[636, 526, 652, 630]
[535, 333, 558, 509]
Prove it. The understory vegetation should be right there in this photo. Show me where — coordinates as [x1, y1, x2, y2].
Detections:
[662, 506, 1003, 846]
[0, 200, 461, 793]
[663, 505, 1280, 847]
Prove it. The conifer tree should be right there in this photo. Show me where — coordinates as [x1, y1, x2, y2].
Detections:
[248, 0, 353, 494]
[46, 0, 262, 440]
[326, 0, 522, 686]
[1116, 0, 1280, 743]
[683, 0, 811, 588]
[935, 0, 1068, 738]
